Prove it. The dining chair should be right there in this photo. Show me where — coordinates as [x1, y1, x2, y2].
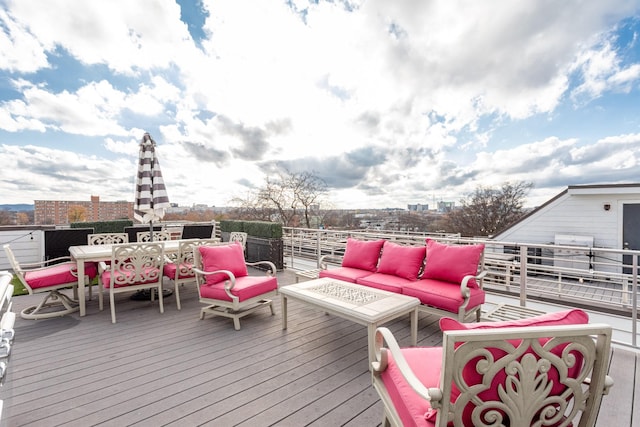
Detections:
[98, 242, 165, 323]
[87, 233, 129, 245]
[371, 311, 614, 427]
[136, 231, 172, 242]
[192, 242, 278, 330]
[3, 244, 98, 319]
[228, 232, 248, 250]
[86, 233, 130, 299]
[163, 238, 221, 310]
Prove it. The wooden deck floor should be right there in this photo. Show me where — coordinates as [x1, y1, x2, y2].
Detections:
[0, 269, 638, 426]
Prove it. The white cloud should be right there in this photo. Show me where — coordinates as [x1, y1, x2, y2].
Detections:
[0, 0, 639, 209]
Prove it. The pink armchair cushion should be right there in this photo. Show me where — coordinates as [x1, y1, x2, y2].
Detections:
[380, 347, 442, 427]
[199, 275, 278, 302]
[199, 243, 248, 285]
[434, 309, 589, 424]
[341, 238, 384, 271]
[319, 267, 373, 283]
[24, 262, 97, 290]
[376, 241, 426, 281]
[402, 279, 485, 313]
[422, 239, 484, 287]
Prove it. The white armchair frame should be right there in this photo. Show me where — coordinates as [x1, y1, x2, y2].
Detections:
[372, 324, 614, 427]
[3, 244, 94, 319]
[192, 247, 277, 330]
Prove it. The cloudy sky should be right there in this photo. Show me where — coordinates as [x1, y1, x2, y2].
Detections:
[1, 0, 639, 210]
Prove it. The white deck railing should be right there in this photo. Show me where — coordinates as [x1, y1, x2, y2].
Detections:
[283, 227, 640, 349]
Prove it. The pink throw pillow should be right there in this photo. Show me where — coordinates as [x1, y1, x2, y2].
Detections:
[376, 241, 425, 281]
[422, 239, 484, 286]
[341, 238, 384, 272]
[198, 243, 248, 285]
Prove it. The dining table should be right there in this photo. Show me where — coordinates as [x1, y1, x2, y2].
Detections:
[69, 239, 181, 316]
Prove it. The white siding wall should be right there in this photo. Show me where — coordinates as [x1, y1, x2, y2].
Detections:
[495, 192, 637, 249]
[0, 230, 45, 271]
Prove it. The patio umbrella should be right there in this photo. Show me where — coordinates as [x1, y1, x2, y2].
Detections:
[131, 132, 171, 300]
[134, 132, 170, 240]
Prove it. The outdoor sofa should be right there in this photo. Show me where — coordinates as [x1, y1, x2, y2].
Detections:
[319, 238, 486, 322]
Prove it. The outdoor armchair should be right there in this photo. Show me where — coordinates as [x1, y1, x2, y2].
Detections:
[3, 243, 97, 320]
[371, 310, 614, 427]
[193, 242, 278, 330]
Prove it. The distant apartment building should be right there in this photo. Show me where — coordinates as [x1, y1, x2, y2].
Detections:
[34, 195, 133, 225]
[437, 201, 455, 212]
[407, 203, 429, 211]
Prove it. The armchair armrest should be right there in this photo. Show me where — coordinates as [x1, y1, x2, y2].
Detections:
[459, 270, 487, 297]
[371, 327, 443, 407]
[320, 254, 343, 270]
[245, 260, 277, 276]
[20, 255, 73, 268]
[192, 267, 238, 300]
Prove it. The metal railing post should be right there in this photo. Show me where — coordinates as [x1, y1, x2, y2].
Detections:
[633, 254, 638, 348]
[520, 245, 528, 307]
[316, 230, 321, 268]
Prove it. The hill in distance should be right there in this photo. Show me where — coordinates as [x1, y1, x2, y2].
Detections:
[0, 204, 34, 211]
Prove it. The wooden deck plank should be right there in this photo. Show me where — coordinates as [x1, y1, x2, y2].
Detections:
[596, 346, 636, 427]
[0, 268, 637, 426]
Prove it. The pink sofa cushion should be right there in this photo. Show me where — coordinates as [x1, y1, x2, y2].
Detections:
[380, 347, 442, 427]
[319, 267, 373, 283]
[199, 275, 277, 302]
[356, 273, 410, 294]
[101, 266, 161, 288]
[434, 309, 589, 424]
[402, 279, 485, 313]
[163, 262, 194, 280]
[422, 239, 484, 287]
[24, 262, 97, 290]
[199, 243, 248, 285]
[341, 238, 384, 271]
[377, 241, 426, 281]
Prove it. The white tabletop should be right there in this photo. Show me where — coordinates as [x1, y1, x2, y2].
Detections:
[280, 277, 420, 323]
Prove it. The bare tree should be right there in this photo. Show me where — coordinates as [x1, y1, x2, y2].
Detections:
[443, 181, 533, 237]
[232, 169, 327, 227]
[293, 171, 327, 228]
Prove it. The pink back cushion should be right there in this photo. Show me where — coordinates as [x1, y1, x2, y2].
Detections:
[341, 238, 384, 272]
[422, 239, 484, 287]
[198, 243, 248, 285]
[434, 309, 589, 424]
[439, 308, 589, 332]
[376, 241, 426, 281]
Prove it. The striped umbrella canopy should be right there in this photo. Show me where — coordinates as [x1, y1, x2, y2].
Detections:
[133, 133, 170, 229]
